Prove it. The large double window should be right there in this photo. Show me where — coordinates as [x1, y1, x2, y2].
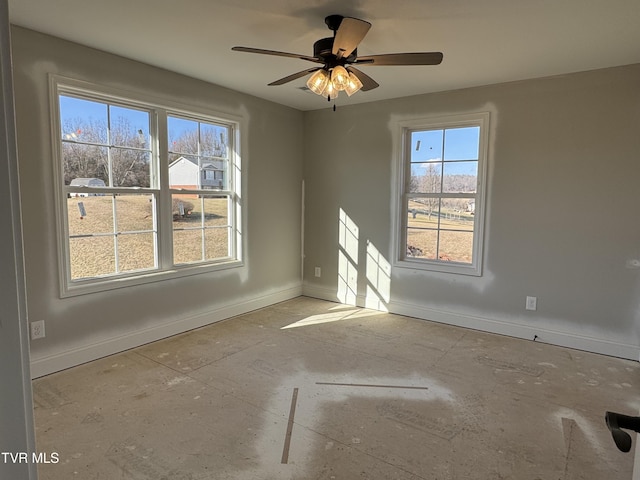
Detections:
[396, 113, 489, 276]
[53, 79, 242, 295]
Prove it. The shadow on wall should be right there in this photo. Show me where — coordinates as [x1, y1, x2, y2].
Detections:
[337, 208, 391, 310]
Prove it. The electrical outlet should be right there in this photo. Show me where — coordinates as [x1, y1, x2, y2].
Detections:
[525, 296, 537, 311]
[31, 320, 46, 340]
[314, 267, 321, 278]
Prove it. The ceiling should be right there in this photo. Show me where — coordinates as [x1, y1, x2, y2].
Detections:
[8, 0, 640, 111]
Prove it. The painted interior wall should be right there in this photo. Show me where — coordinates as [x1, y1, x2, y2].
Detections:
[1, 6, 36, 480]
[7, 19, 640, 478]
[10, 23, 640, 385]
[11, 26, 305, 377]
[302, 64, 640, 360]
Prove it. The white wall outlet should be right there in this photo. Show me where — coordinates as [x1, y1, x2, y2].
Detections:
[526, 296, 537, 311]
[314, 267, 321, 278]
[30, 320, 46, 339]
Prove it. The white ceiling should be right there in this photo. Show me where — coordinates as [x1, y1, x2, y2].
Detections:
[8, 0, 640, 111]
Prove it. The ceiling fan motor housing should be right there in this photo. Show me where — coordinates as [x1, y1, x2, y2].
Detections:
[313, 37, 357, 66]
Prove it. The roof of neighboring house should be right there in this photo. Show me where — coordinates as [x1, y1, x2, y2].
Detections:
[168, 156, 224, 170]
[69, 177, 106, 186]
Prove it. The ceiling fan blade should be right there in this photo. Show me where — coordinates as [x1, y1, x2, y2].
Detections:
[346, 67, 379, 91]
[268, 67, 322, 86]
[355, 52, 443, 66]
[232, 46, 322, 64]
[332, 17, 371, 59]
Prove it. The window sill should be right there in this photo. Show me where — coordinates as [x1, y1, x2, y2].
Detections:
[60, 259, 243, 298]
[394, 258, 482, 277]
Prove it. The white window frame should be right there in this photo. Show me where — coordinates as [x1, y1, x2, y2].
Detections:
[393, 112, 489, 276]
[50, 76, 244, 297]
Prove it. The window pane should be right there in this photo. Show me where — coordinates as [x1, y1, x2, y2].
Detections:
[443, 126, 480, 160]
[69, 235, 115, 279]
[407, 198, 440, 228]
[205, 227, 230, 259]
[68, 196, 113, 236]
[172, 196, 230, 225]
[111, 148, 151, 187]
[115, 194, 155, 232]
[59, 96, 107, 144]
[172, 195, 231, 264]
[168, 117, 230, 190]
[168, 116, 198, 157]
[440, 200, 475, 232]
[442, 161, 477, 193]
[203, 196, 229, 227]
[409, 162, 441, 194]
[169, 157, 199, 189]
[109, 106, 150, 149]
[173, 193, 203, 264]
[63, 144, 108, 185]
[201, 157, 226, 190]
[117, 233, 155, 272]
[173, 229, 203, 264]
[438, 230, 474, 263]
[200, 123, 228, 158]
[406, 228, 437, 259]
[172, 195, 197, 220]
[411, 129, 443, 162]
[185, 196, 204, 224]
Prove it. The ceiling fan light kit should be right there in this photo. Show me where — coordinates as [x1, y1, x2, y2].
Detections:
[305, 65, 362, 99]
[232, 14, 443, 106]
[322, 79, 338, 100]
[330, 65, 350, 90]
[307, 69, 329, 95]
[344, 72, 363, 97]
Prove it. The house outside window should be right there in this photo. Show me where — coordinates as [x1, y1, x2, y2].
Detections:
[167, 114, 232, 265]
[395, 112, 489, 276]
[53, 78, 242, 296]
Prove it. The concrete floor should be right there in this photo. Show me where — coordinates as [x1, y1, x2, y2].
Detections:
[33, 297, 639, 479]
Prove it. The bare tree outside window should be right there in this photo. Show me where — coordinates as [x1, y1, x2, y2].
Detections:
[56, 88, 241, 289]
[400, 114, 489, 275]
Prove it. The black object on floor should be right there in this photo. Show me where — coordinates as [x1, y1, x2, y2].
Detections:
[605, 411, 640, 452]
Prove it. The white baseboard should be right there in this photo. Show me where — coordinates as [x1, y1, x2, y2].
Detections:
[302, 284, 340, 303]
[30, 284, 303, 378]
[302, 283, 640, 361]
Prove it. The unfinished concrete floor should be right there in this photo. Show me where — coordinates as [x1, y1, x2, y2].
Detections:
[33, 296, 639, 479]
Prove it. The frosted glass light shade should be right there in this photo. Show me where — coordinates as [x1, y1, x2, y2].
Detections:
[344, 71, 363, 96]
[331, 65, 350, 91]
[306, 69, 329, 95]
[321, 80, 338, 100]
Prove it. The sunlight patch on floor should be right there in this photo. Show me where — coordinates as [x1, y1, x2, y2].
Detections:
[281, 308, 384, 329]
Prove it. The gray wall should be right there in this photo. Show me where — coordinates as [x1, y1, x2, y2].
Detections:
[303, 64, 640, 359]
[1, 6, 36, 480]
[11, 24, 640, 380]
[11, 26, 305, 376]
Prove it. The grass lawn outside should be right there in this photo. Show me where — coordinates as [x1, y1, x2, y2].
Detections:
[67, 194, 230, 280]
[406, 199, 475, 263]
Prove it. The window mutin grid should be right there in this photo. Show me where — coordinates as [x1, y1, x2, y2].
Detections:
[52, 78, 242, 296]
[396, 113, 489, 276]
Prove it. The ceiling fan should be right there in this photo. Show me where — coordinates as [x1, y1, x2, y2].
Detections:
[232, 14, 443, 102]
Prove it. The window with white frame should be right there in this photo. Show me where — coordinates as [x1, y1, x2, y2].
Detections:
[396, 113, 489, 275]
[54, 80, 241, 295]
[167, 115, 233, 265]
